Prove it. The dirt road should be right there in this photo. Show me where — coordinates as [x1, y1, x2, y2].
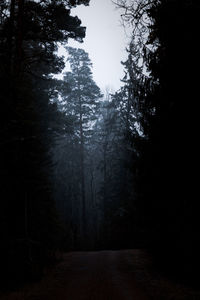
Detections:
[1, 250, 148, 300]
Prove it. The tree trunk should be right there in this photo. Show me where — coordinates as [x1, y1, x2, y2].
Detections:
[79, 93, 86, 236]
[8, 0, 16, 77]
[103, 143, 107, 213]
[15, 0, 24, 75]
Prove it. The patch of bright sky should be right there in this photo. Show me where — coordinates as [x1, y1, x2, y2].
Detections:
[57, 0, 131, 92]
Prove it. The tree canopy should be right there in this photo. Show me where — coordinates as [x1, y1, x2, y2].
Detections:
[0, 0, 90, 287]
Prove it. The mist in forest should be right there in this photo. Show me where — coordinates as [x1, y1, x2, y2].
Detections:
[0, 0, 199, 295]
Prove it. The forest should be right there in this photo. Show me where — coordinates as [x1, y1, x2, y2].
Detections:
[0, 0, 200, 297]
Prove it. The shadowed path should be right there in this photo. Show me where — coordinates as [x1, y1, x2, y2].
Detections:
[1, 250, 149, 300]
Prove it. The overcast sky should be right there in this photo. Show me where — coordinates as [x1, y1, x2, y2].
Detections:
[58, 0, 130, 92]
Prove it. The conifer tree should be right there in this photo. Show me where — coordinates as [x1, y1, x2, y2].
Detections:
[60, 47, 102, 236]
[0, 0, 90, 286]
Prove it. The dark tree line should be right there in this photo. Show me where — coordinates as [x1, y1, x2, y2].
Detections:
[115, 0, 200, 283]
[0, 0, 89, 288]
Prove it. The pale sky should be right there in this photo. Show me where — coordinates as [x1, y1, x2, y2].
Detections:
[58, 0, 131, 92]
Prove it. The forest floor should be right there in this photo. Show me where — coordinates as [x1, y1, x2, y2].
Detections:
[1, 249, 200, 300]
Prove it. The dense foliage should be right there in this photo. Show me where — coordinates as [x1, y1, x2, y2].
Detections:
[115, 0, 200, 283]
[0, 0, 89, 288]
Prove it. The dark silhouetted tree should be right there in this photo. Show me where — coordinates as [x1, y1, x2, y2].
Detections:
[116, 0, 200, 282]
[0, 0, 90, 287]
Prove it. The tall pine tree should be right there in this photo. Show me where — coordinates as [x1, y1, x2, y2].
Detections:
[58, 47, 102, 240]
